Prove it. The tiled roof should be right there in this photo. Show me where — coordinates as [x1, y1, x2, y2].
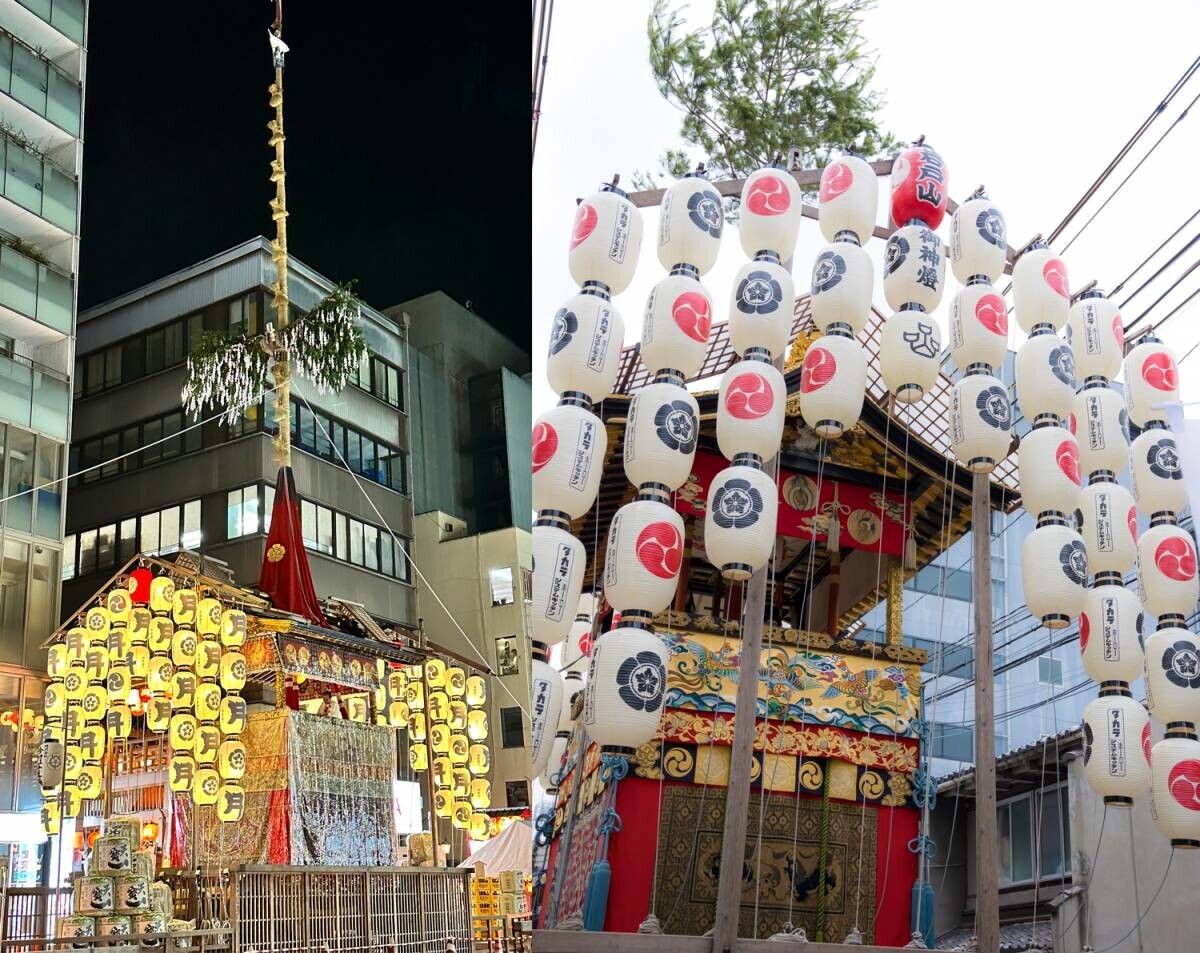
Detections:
[937, 919, 1053, 951]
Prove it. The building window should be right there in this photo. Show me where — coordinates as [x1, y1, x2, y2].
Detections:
[520, 568, 533, 603]
[227, 485, 262, 539]
[931, 723, 972, 762]
[1038, 656, 1063, 686]
[490, 568, 514, 606]
[287, 398, 406, 492]
[504, 780, 530, 808]
[495, 636, 519, 677]
[294, 497, 410, 581]
[996, 787, 1071, 886]
[499, 707, 524, 749]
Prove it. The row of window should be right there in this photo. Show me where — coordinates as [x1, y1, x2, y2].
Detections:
[74, 311, 205, 398]
[0, 423, 63, 541]
[289, 399, 408, 494]
[62, 500, 202, 580]
[355, 354, 404, 410]
[16, 0, 86, 44]
[0, 135, 76, 232]
[0, 32, 81, 136]
[70, 409, 202, 487]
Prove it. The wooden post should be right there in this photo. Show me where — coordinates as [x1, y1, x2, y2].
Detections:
[885, 556, 903, 648]
[971, 473, 999, 952]
[824, 548, 841, 636]
[673, 519, 693, 613]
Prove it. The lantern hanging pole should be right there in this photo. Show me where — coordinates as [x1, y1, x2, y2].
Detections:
[267, 0, 292, 469]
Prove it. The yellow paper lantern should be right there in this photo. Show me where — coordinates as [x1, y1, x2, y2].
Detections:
[220, 609, 246, 647]
[105, 589, 132, 624]
[408, 711, 427, 742]
[387, 670, 407, 700]
[146, 698, 170, 733]
[446, 667, 466, 697]
[452, 800, 471, 829]
[106, 627, 128, 661]
[63, 668, 87, 701]
[408, 743, 428, 772]
[468, 744, 490, 776]
[127, 645, 150, 679]
[149, 576, 175, 614]
[373, 684, 387, 712]
[148, 618, 173, 653]
[433, 788, 453, 817]
[425, 659, 446, 688]
[465, 675, 486, 707]
[219, 697, 247, 735]
[64, 628, 88, 665]
[80, 686, 107, 723]
[60, 787, 80, 818]
[428, 691, 450, 722]
[388, 700, 410, 727]
[195, 641, 221, 679]
[169, 672, 197, 709]
[47, 644, 68, 679]
[44, 683, 65, 717]
[217, 782, 245, 822]
[130, 607, 151, 642]
[448, 700, 467, 731]
[147, 656, 174, 692]
[78, 723, 105, 762]
[106, 665, 130, 702]
[448, 734, 469, 765]
[469, 778, 491, 809]
[170, 630, 197, 667]
[219, 652, 246, 692]
[168, 755, 195, 792]
[405, 681, 424, 711]
[107, 705, 132, 739]
[171, 589, 197, 626]
[196, 598, 222, 636]
[76, 764, 102, 799]
[195, 683, 221, 722]
[219, 740, 246, 780]
[62, 743, 81, 782]
[41, 721, 63, 744]
[193, 767, 219, 805]
[469, 812, 490, 840]
[193, 725, 220, 764]
[168, 713, 197, 752]
[467, 710, 488, 741]
[452, 767, 470, 797]
[430, 723, 450, 754]
[41, 798, 59, 834]
[85, 606, 111, 639]
[64, 710, 84, 743]
[84, 645, 109, 683]
[433, 756, 453, 788]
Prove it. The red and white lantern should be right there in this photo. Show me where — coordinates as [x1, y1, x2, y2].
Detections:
[546, 288, 624, 404]
[1145, 627, 1200, 726]
[1149, 732, 1200, 846]
[729, 255, 794, 358]
[624, 380, 700, 493]
[1136, 518, 1199, 621]
[1125, 335, 1180, 430]
[716, 359, 786, 462]
[810, 237, 873, 336]
[1066, 291, 1123, 383]
[739, 165, 802, 262]
[797, 331, 867, 439]
[1131, 424, 1187, 517]
[883, 224, 946, 314]
[532, 402, 606, 519]
[889, 143, 948, 229]
[703, 464, 778, 580]
[1012, 242, 1070, 333]
[1080, 583, 1144, 684]
[602, 499, 685, 617]
[819, 155, 878, 243]
[641, 271, 714, 379]
[949, 279, 1008, 373]
[1076, 478, 1137, 576]
[657, 174, 724, 275]
[568, 183, 643, 295]
[1018, 422, 1080, 518]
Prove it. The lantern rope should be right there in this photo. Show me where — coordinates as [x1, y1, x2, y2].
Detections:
[295, 385, 529, 717]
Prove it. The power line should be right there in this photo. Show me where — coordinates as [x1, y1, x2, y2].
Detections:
[1119, 228, 1200, 312]
[1112, 206, 1200, 299]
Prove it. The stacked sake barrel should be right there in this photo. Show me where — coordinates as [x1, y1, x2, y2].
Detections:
[533, 181, 641, 773]
[1124, 336, 1200, 843]
[798, 155, 873, 438]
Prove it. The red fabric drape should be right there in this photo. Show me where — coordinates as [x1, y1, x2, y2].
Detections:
[258, 466, 328, 626]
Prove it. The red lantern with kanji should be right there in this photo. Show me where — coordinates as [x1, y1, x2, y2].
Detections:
[889, 143, 948, 229]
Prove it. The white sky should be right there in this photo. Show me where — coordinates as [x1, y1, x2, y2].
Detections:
[532, 1, 1200, 416]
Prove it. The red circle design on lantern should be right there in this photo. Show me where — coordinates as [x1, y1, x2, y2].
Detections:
[726, 373, 775, 419]
[1056, 440, 1081, 485]
[819, 162, 853, 204]
[1113, 315, 1125, 352]
[746, 175, 791, 216]
[128, 567, 152, 604]
[1155, 535, 1196, 582]
[635, 522, 683, 579]
[889, 145, 947, 229]
[570, 203, 598, 251]
[531, 422, 558, 474]
[1128, 506, 1138, 542]
[1079, 612, 1090, 652]
[800, 347, 837, 394]
[1168, 759, 1200, 811]
[1042, 258, 1070, 299]
[1141, 352, 1178, 392]
[1143, 723, 1152, 766]
[672, 292, 712, 343]
[1067, 413, 1077, 436]
[975, 294, 1008, 335]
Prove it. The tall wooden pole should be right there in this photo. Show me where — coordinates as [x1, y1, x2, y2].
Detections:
[268, 2, 292, 469]
[971, 472, 999, 951]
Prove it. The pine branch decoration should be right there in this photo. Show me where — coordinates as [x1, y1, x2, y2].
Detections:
[284, 283, 367, 395]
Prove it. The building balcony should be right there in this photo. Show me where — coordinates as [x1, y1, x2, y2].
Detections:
[0, 346, 68, 439]
[0, 0, 84, 76]
[0, 135, 76, 269]
[0, 238, 71, 346]
[0, 25, 81, 172]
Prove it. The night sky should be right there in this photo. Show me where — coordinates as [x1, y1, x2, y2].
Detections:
[78, 3, 526, 346]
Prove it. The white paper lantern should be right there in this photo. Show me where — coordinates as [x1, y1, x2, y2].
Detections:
[532, 403, 606, 518]
[810, 238, 873, 336]
[797, 331, 866, 439]
[1015, 328, 1075, 425]
[704, 464, 778, 580]
[603, 499, 685, 617]
[561, 670, 585, 726]
[716, 359, 786, 462]
[950, 197, 1007, 284]
[583, 626, 668, 753]
[657, 175, 723, 275]
[1145, 627, 1200, 725]
[624, 380, 698, 493]
[568, 184, 642, 295]
[880, 309, 942, 403]
[1022, 520, 1088, 627]
[1125, 336, 1180, 429]
[546, 289, 624, 403]
[561, 603, 593, 673]
[1149, 733, 1200, 846]
[1018, 423, 1080, 518]
[530, 658, 564, 779]
[641, 271, 713, 379]
[1137, 520, 1199, 621]
[1077, 479, 1137, 576]
[1073, 382, 1128, 479]
[729, 256, 793, 358]
[950, 372, 1011, 473]
[883, 224, 946, 313]
[1066, 291, 1123, 382]
[1080, 582, 1144, 684]
[1012, 243, 1070, 333]
[540, 735, 568, 793]
[949, 280, 1008, 373]
[531, 521, 585, 649]
[739, 166, 802, 260]
[1082, 692, 1151, 806]
[1131, 424, 1187, 516]
[818, 155, 877, 243]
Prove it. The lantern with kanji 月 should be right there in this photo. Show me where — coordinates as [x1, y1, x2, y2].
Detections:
[819, 154, 877, 242]
[149, 617, 173, 653]
[883, 224, 945, 314]
[657, 173, 724, 275]
[716, 358, 786, 461]
[739, 164, 802, 260]
[1145, 627, 1200, 725]
[195, 640, 220, 680]
[623, 378, 700, 493]
[1013, 243, 1070, 333]
[810, 237, 872, 337]
[1022, 517, 1088, 628]
[567, 182, 643, 295]
[797, 330, 866, 439]
[950, 195, 1007, 284]
[890, 143, 948, 230]
[1073, 382, 1129, 479]
[703, 463, 778, 580]
[583, 625, 668, 754]
[531, 402, 606, 519]
[172, 589, 197, 626]
[221, 608, 246, 648]
[219, 696, 247, 735]
[640, 270, 714, 379]
[194, 725, 220, 765]
[880, 308, 942, 404]
[729, 255, 793, 358]
[1082, 689, 1151, 806]
[546, 288, 625, 405]
[949, 372, 1011, 473]
[1015, 327, 1075, 425]
[168, 755, 195, 793]
[603, 498, 685, 616]
[949, 279, 1008, 373]
[530, 655, 564, 779]
[217, 783, 246, 823]
[1080, 582, 1144, 684]
[1137, 518, 1199, 622]
[146, 698, 170, 733]
[1018, 422, 1080, 518]
[1125, 335, 1180, 430]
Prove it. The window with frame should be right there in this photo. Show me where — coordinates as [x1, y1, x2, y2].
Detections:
[294, 497, 410, 581]
[227, 485, 262, 539]
[995, 786, 1071, 886]
[499, 707, 524, 749]
[1038, 656, 1063, 686]
[68, 499, 202, 577]
[489, 568, 514, 606]
[504, 779, 530, 808]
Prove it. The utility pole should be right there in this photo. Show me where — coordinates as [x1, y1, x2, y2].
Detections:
[972, 472, 999, 952]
